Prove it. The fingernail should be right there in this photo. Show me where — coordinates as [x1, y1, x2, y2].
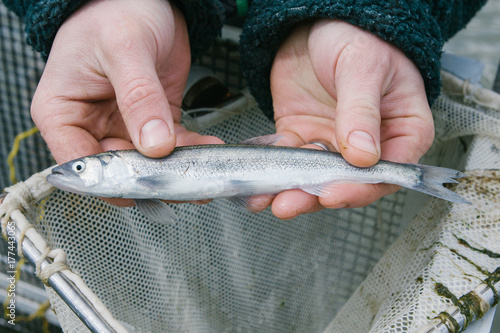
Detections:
[140, 119, 171, 149]
[347, 130, 379, 156]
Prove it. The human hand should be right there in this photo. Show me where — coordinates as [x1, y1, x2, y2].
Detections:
[32, 0, 222, 166]
[254, 20, 434, 219]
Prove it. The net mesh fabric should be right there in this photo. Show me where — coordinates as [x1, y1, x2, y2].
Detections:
[328, 170, 500, 333]
[328, 87, 500, 333]
[29, 88, 500, 332]
[1, 2, 499, 332]
[32, 107, 407, 332]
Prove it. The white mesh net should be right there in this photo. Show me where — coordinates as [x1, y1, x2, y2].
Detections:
[1, 69, 499, 333]
[26, 105, 409, 332]
[328, 169, 499, 333]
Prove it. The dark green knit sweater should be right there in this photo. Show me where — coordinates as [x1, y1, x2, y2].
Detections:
[240, 0, 488, 117]
[2, 0, 225, 59]
[3, 0, 488, 119]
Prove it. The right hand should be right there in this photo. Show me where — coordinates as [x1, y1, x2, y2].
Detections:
[248, 20, 434, 218]
[32, 0, 222, 167]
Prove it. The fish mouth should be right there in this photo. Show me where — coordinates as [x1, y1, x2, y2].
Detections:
[46, 173, 64, 185]
[46, 167, 70, 188]
[46, 166, 93, 196]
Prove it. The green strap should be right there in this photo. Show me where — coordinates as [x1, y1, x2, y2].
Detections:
[236, 0, 249, 16]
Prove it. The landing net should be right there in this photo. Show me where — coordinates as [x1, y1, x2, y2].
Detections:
[0, 3, 499, 333]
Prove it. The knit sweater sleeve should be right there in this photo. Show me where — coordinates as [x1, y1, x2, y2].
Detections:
[1, 0, 224, 60]
[240, 0, 488, 119]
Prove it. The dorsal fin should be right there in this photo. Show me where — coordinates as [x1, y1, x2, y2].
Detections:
[240, 134, 284, 145]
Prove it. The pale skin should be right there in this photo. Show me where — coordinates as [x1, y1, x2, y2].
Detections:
[32, 0, 434, 218]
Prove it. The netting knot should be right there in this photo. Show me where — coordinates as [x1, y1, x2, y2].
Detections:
[0, 180, 34, 221]
[36, 247, 71, 285]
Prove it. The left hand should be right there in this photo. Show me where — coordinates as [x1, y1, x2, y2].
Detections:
[252, 19, 435, 219]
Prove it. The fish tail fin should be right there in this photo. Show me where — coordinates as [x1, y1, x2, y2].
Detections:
[411, 165, 471, 204]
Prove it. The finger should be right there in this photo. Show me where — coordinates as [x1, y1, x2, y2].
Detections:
[99, 137, 136, 151]
[275, 115, 337, 150]
[272, 190, 323, 219]
[333, 67, 385, 167]
[378, 68, 435, 163]
[308, 22, 392, 167]
[110, 67, 176, 158]
[103, 39, 180, 158]
[245, 194, 278, 213]
[318, 183, 400, 209]
[320, 96, 432, 207]
[379, 112, 434, 163]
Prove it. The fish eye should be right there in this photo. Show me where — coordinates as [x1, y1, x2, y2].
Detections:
[72, 161, 86, 173]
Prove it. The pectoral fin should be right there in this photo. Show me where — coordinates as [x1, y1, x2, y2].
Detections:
[136, 175, 177, 189]
[300, 183, 344, 197]
[227, 196, 254, 210]
[135, 199, 178, 225]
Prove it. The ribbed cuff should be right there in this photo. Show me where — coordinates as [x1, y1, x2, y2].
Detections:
[240, 0, 443, 119]
[24, 0, 88, 60]
[22, 0, 224, 61]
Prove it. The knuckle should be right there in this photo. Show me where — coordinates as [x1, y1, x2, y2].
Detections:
[343, 98, 381, 122]
[120, 78, 162, 115]
[351, 97, 380, 113]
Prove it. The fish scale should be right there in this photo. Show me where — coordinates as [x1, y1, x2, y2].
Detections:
[46, 143, 469, 224]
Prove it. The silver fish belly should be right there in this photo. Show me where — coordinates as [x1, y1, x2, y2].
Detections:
[46, 144, 469, 223]
[47, 144, 468, 202]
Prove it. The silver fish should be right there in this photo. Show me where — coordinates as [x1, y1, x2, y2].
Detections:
[46, 139, 469, 224]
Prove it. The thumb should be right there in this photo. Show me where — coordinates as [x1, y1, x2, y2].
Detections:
[307, 20, 387, 167]
[107, 53, 177, 158]
[335, 82, 381, 167]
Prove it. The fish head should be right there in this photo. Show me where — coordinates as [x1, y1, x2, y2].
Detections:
[47, 156, 106, 196]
